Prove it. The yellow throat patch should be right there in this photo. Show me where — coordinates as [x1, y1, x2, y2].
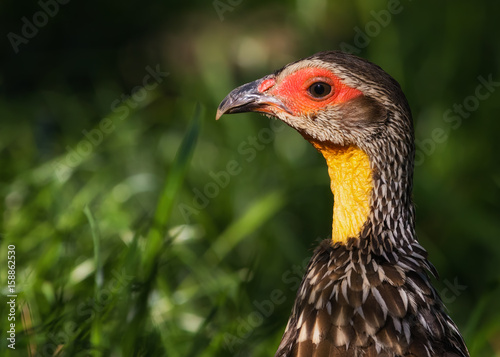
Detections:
[311, 142, 373, 244]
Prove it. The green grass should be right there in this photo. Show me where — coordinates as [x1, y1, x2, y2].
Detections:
[2, 1, 500, 356]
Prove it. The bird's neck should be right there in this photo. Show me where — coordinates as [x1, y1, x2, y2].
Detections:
[311, 141, 373, 244]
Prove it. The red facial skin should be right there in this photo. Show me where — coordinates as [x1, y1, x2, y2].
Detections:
[265, 68, 363, 116]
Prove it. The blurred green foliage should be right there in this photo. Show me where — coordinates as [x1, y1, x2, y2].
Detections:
[1, 0, 500, 356]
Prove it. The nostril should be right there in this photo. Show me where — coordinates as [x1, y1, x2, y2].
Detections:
[258, 77, 276, 93]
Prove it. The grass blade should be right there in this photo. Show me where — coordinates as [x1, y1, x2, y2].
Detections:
[83, 205, 104, 350]
[143, 103, 202, 271]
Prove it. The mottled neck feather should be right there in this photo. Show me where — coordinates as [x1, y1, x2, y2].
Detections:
[311, 141, 373, 244]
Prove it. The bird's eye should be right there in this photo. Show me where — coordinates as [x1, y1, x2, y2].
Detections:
[308, 82, 332, 98]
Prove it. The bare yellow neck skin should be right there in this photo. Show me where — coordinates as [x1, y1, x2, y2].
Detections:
[311, 142, 373, 244]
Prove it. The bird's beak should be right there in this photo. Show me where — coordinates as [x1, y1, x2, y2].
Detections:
[216, 76, 291, 120]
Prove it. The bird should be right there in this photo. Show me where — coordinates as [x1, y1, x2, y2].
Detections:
[216, 51, 469, 357]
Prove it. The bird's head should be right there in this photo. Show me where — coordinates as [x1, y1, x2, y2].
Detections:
[217, 51, 412, 155]
[217, 51, 415, 244]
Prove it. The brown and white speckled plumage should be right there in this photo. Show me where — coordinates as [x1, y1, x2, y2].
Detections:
[274, 240, 467, 357]
[217, 51, 469, 357]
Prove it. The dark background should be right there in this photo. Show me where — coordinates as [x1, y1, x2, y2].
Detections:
[1, 0, 500, 356]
